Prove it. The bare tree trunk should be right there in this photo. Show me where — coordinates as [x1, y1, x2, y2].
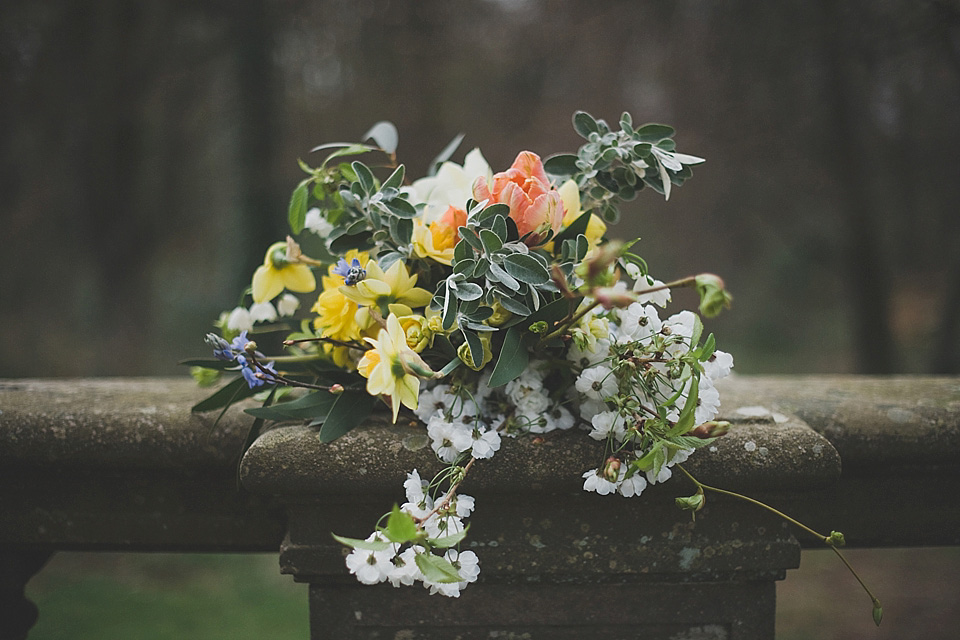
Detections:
[820, 0, 897, 373]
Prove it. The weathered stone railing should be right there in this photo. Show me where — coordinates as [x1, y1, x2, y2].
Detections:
[2, 376, 959, 639]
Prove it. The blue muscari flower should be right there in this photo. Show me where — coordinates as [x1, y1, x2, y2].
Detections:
[332, 258, 366, 286]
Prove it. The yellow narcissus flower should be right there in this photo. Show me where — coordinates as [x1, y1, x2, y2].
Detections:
[357, 314, 435, 422]
[412, 205, 468, 266]
[339, 259, 432, 317]
[311, 249, 370, 342]
[556, 179, 607, 248]
[252, 242, 317, 303]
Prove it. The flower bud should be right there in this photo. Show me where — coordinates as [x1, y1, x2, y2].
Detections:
[828, 530, 846, 547]
[602, 456, 622, 482]
[689, 421, 731, 439]
[675, 492, 705, 512]
[329, 383, 344, 394]
[695, 273, 733, 318]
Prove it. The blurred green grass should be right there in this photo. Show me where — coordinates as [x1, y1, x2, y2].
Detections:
[25, 547, 960, 638]
[26, 553, 308, 640]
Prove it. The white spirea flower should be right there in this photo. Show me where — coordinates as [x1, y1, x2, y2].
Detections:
[663, 310, 698, 355]
[426, 416, 472, 463]
[578, 398, 608, 422]
[617, 467, 648, 498]
[448, 548, 480, 583]
[582, 469, 618, 495]
[423, 512, 465, 540]
[617, 303, 662, 342]
[567, 337, 610, 368]
[304, 207, 334, 236]
[703, 350, 734, 381]
[404, 469, 429, 506]
[345, 533, 396, 585]
[469, 427, 501, 459]
[646, 464, 673, 485]
[544, 404, 576, 431]
[589, 410, 627, 442]
[249, 301, 278, 323]
[226, 306, 253, 332]
[386, 547, 422, 587]
[695, 380, 722, 425]
[451, 493, 475, 518]
[575, 365, 618, 401]
[276, 293, 300, 317]
[632, 274, 671, 308]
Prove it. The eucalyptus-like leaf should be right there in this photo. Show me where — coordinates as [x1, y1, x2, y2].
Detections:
[362, 121, 399, 155]
[352, 161, 377, 195]
[635, 123, 676, 143]
[502, 253, 550, 285]
[454, 282, 483, 301]
[488, 262, 520, 291]
[488, 326, 530, 387]
[573, 111, 601, 138]
[428, 133, 465, 176]
[479, 228, 503, 255]
[381, 164, 405, 190]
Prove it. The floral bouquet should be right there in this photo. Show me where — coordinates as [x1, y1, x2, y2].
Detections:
[190, 110, 880, 621]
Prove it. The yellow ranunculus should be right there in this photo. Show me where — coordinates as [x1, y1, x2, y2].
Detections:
[251, 242, 317, 303]
[357, 314, 435, 422]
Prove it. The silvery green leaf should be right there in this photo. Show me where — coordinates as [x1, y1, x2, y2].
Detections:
[428, 133, 465, 176]
[480, 228, 503, 254]
[503, 253, 550, 285]
[351, 161, 376, 195]
[573, 111, 601, 138]
[488, 262, 520, 291]
[362, 121, 399, 155]
[455, 282, 483, 301]
[635, 123, 675, 143]
[672, 152, 705, 165]
[657, 159, 672, 201]
[492, 214, 508, 240]
[459, 226, 484, 252]
[497, 295, 530, 316]
[453, 259, 476, 278]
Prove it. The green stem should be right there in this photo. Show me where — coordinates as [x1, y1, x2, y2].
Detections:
[539, 299, 602, 345]
[676, 464, 882, 625]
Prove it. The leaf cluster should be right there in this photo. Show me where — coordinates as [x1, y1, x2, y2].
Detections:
[545, 110, 704, 221]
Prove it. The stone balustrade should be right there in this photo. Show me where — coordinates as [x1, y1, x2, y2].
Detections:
[2, 376, 958, 639]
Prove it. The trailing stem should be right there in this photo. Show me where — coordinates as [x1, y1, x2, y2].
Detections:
[676, 464, 883, 626]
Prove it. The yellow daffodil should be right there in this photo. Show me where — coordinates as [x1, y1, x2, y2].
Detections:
[548, 180, 607, 252]
[252, 241, 317, 303]
[339, 259, 432, 318]
[312, 249, 369, 342]
[357, 314, 435, 422]
[412, 205, 467, 266]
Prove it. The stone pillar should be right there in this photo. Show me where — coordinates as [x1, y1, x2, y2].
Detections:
[242, 411, 841, 640]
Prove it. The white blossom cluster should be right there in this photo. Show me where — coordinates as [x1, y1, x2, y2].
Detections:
[344, 469, 480, 597]
[569, 278, 734, 499]
[223, 293, 301, 333]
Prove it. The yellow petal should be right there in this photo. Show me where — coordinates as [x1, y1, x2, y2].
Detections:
[252, 265, 283, 303]
[281, 264, 317, 294]
[559, 179, 582, 225]
[397, 287, 433, 309]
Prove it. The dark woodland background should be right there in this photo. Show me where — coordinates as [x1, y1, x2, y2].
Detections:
[3, 0, 960, 377]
